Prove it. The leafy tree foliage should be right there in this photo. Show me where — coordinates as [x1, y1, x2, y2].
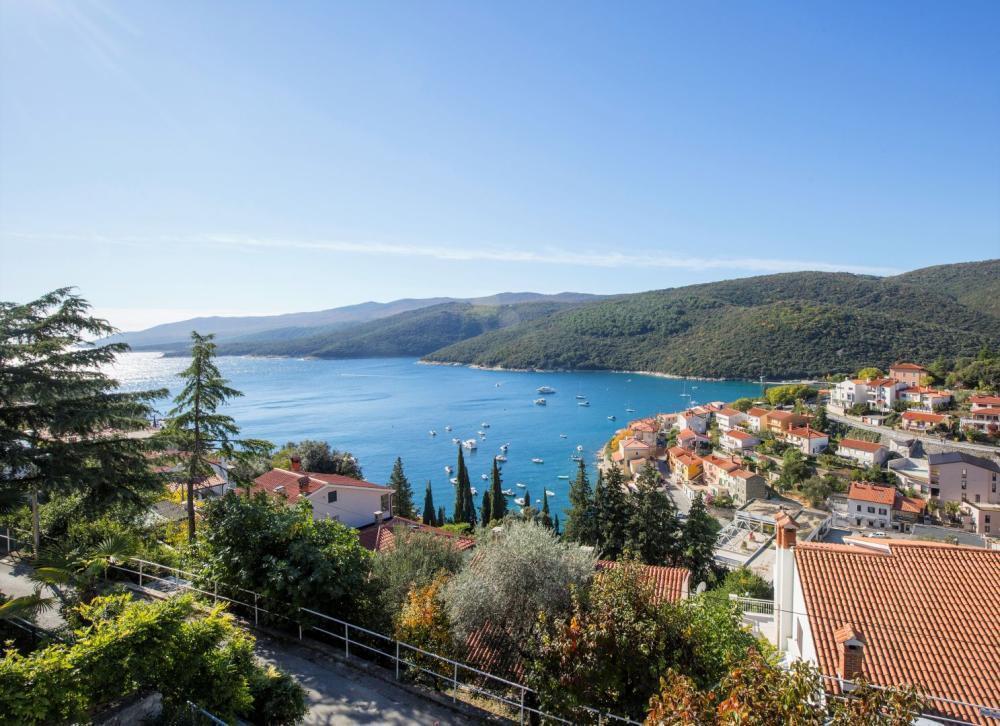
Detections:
[625, 464, 681, 566]
[801, 473, 845, 507]
[197, 492, 374, 623]
[813, 404, 829, 431]
[777, 449, 811, 491]
[563, 460, 598, 545]
[530, 560, 759, 721]
[710, 567, 773, 600]
[730, 397, 755, 412]
[395, 574, 454, 662]
[370, 530, 466, 626]
[0, 288, 167, 550]
[388, 457, 415, 518]
[856, 366, 883, 380]
[765, 384, 817, 406]
[595, 468, 632, 559]
[273, 439, 363, 479]
[443, 521, 595, 670]
[0, 593, 305, 724]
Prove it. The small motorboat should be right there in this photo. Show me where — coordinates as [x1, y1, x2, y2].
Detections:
[576, 445, 584, 452]
[625, 408, 636, 413]
[534, 398, 547, 406]
[452, 437, 461, 445]
[445, 425, 452, 432]
[537, 386, 556, 394]
[444, 465, 453, 474]
[463, 439, 478, 450]
[450, 477, 458, 485]
[481, 473, 489, 480]
[578, 401, 590, 407]
[515, 497, 526, 506]
[481, 422, 490, 428]
[516, 482, 526, 488]
[500, 443, 509, 452]
[607, 415, 616, 421]
[546, 489, 557, 496]
[559, 433, 567, 438]
[429, 430, 437, 436]
[502, 489, 514, 496]
[531, 458, 544, 464]
[571, 455, 583, 462]
[478, 430, 486, 436]
[495, 455, 507, 462]
[556, 475, 569, 480]
[575, 394, 586, 400]
[471, 487, 478, 496]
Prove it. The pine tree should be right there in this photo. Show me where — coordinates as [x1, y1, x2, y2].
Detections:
[422, 480, 436, 525]
[683, 493, 719, 587]
[437, 506, 446, 527]
[389, 457, 415, 518]
[563, 459, 596, 545]
[481, 489, 492, 525]
[489, 458, 507, 521]
[540, 490, 553, 529]
[625, 463, 680, 565]
[0, 289, 168, 550]
[167, 332, 270, 542]
[595, 467, 632, 559]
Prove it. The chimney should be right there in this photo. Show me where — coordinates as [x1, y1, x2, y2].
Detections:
[834, 623, 865, 688]
[373, 510, 384, 524]
[290, 456, 302, 472]
[297, 475, 310, 493]
[773, 510, 800, 652]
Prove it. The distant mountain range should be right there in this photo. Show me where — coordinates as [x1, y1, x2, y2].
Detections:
[109, 260, 1000, 378]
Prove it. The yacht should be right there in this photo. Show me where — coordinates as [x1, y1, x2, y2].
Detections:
[575, 394, 586, 400]
[481, 422, 490, 428]
[471, 487, 478, 496]
[537, 386, 556, 394]
[462, 439, 478, 450]
[534, 398, 547, 406]
[578, 401, 590, 407]
[532, 457, 544, 464]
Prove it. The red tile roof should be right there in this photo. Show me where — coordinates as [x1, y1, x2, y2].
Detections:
[889, 362, 927, 372]
[848, 481, 896, 506]
[970, 407, 1000, 417]
[902, 411, 946, 424]
[746, 407, 769, 417]
[794, 540, 1000, 724]
[725, 430, 757, 441]
[970, 395, 1000, 406]
[894, 495, 925, 515]
[787, 426, 828, 439]
[701, 454, 740, 473]
[356, 516, 476, 553]
[253, 468, 391, 503]
[630, 420, 659, 433]
[621, 437, 652, 450]
[838, 438, 885, 453]
[717, 407, 743, 417]
[595, 560, 690, 603]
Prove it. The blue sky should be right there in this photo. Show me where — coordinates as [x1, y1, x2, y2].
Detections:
[1, 1, 998, 332]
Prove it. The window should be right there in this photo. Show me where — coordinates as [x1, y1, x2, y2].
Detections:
[986, 515, 991, 524]
[327, 490, 338, 503]
[962, 481, 967, 489]
[856, 504, 861, 512]
[878, 507, 887, 515]
[975, 494, 981, 503]
[867, 506, 875, 514]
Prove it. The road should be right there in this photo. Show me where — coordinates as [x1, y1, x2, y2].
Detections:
[827, 411, 1000, 457]
[255, 635, 476, 725]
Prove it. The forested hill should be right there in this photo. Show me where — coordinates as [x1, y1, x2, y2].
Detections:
[423, 262, 1000, 378]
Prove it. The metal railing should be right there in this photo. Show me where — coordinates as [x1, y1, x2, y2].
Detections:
[728, 594, 775, 617]
[186, 701, 228, 725]
[107, 558, 641, 725]
[0, 526, 32, 557]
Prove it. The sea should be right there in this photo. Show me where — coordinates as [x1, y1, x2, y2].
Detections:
[105, 353, 760, 519]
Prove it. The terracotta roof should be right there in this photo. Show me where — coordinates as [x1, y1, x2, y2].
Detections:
[787, 426, 828, 439]
[356, 516, 476, 553]
[728, 469, 760, 481]
[677, 428, 698, 440]
[621, 437, 652, 450]
[901, 411, 946, 423]
[746, 407, 769, 417]
[767, 410, 797, 421]
[253, 468, 391, 503]
[889, 363, 927, 372]
[725, 430, 757, 441]
[866, 377, 899, 388]
[630, 420, 659, 433]
[701, 454, 740, 473]
[595, 560, 689, 603]
[794, 540, 1000, 724]
[893, 495, 925, 515]
[838, 438, 885, 453]
[969, 407, 1000, 417]
[717, 407, 743, 417]
[970, 395, 1000, 406]
[611, 451, 624, 462]
[848, 481, 896, 506]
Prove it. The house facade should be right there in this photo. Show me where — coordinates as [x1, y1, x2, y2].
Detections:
[763, 410, 810, 435]
[715, 408, 747, 433]
[887, 362, 928, 387]
[927, 451, 1000, 505]
[721, 429, 759, 453]
[745, 407, 769, 432]
[900, 410, 947, 431]
[721, 469, 768, 505]
[836, 438, 889, 467]
[253, 464, 394, 529]
[784, 426, 828, 455]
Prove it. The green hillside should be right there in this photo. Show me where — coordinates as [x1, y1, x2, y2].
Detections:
[890, 259, 1000, 319]
[423, 264, 1000, 378]
[211, 301, 578, 358]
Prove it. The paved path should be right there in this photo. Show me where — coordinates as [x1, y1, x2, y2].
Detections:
[828, 412, 999, 457]
[0, 559, 68, 631]
[254, 635, 476, 725]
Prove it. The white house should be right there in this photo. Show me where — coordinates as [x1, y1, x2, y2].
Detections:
[770, 517, 999, 726]
[675, 409, 709, 434]
[846, 481, 895, 530]
[836, 438, 889, 467]
[714, 408, 747, 433]
[783, 426, 828, 455]
[253, 462, 394, 529]
[830, 379, 867, 411]
[721, 428, 759, 453]
[745, 407, 769, 432]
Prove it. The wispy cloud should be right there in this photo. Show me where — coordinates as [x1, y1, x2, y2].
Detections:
[2, 230, 903, 276]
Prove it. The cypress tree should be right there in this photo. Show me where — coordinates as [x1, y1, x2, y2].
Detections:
[437, 506, 446, 527]
[596, 467, 632, 559]
[540, 490, 552, 529]
[683, 493, 719, 586]
[564, 459, 596, 545]
[464, 480, 478, 527]
[453, 446, 470, 523]
[521, 487, 533, 520]
[422, 480, 436, 525]
[389, 457, 416, 519]
[553, 513, 560, 535]
[489, 458, 507, 521]
[625, 463, 680, 565]
[480, 489, 492, 525]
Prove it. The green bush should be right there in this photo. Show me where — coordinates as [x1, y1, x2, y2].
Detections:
[248, 664, 309, 725]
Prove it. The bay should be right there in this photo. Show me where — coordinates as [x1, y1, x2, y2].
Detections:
[105, 353, 759, 519]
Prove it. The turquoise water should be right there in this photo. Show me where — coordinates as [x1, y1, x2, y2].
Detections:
[106, 353, 759, 519]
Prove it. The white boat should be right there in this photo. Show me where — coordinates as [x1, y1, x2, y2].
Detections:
[532, 458, 544, 464]
[625, 407, 636, 413]
[471, 487, 478, 496]
[478, 430, 486, 436]
[444, 465, 453, 474]
[575, 394, 586, 400]
[462, 439, 478, 450]
[452, 437, 461, 445]
[429, 430, 437, 436]
[534, 398, 547, 406]
[559, 433, 567, 438]
[556, 476, 568, 480]
[576, 445, 584, 452]
[607, 415, 616, 421]
[481, 473, 488, 480]
[445, 425, 452, 432]
[500, 443, 509, 452]
[537, 386, 556, 394]
[502, 489, 514, 496]
[571, 455, 583, 462]
[578, 401, 590, 407]
[514, 497, 526, 506]
[481, 422, 490, 428]
[516, 482, 526, 488]
[495, 455, 507, 462]
[450, 477, 458, 485]
[546, 489, 557, 495]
